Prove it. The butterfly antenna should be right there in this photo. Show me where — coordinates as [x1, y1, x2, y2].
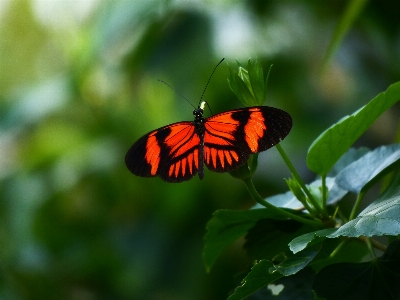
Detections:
[205, 101, 214, 115]
[157, 79, 196, 109]
[199, 58, 225, 107]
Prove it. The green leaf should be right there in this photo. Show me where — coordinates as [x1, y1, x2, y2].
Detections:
[335, 144, 400, 193]
[285, 177, 307, 204]
[289, 228, 337, 254]
[227, 260, 283, 300]
[328, 170, 400, 238]
[327, 147, 370, 177]
[233, 71, 257, 106]
[307, 82, 400, 176]
[244, 219, 313, 261]
[311, 239, 369, 273]
[228, 67, 243, 103]
[252, 177, 346, 210]
[271, 245, 321, 276]
[313, 240, 400, 300]
[203, 209, 286, 271]
[238, 66, 252, 96]
[228, 62, 256, 106]
[249, 268, 316, 299]
[227, 59, 265, 107]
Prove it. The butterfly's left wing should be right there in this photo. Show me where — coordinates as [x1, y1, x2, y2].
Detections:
[125, 121, 201, 182]
[203, 106, 292, 173]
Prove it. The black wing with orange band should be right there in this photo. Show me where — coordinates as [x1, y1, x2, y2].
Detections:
[125, 122, 201, 182]
[203, 106, 292, 173]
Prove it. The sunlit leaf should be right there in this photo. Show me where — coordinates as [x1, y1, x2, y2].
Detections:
[327, 147, 370, 177]
[328, 170, 400, 238]
[335, 144, 400, 193]
[307, 82, 400, 175]
[289, 228, 337, 254]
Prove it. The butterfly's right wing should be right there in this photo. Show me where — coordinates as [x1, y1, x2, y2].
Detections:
[203, 106, 292, 173]
[125, 122, 201, 182]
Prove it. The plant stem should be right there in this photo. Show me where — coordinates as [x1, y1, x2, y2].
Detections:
[358, 236, 387, 252]
[349, 190, 365, 220]
[243, 178, 322, 227]
[329, 239, 348, 258]
[321, 175, 327, 211]
[366, 238, 376, 259]
[275, 144, 323, 215]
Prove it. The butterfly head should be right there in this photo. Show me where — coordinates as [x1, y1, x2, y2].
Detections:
[193, 101, 206, 116]
[193, 101, 207, 126]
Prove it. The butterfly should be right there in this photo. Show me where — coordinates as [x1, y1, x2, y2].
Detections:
[125, 101, 292, 183]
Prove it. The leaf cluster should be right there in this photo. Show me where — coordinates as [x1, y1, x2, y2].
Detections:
[203, 59, 400, 299]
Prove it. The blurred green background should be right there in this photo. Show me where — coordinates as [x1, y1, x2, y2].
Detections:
[1, 0, 399, 299]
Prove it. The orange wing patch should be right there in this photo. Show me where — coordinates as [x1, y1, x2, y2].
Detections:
[125, 105, 292, 182]
[204, 114, 239, 146]
[144, 133, 161, 175]
[164, 125, 199, 158]
[204, 147, 240, 171]
[203, 112, 244, 172]
[167, 148, 198, 180]
[244, 109, 267, 152]
[158, 123, 200, 181]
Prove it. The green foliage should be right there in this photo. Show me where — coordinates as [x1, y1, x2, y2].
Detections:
[307, 82, 400, 176]
[203, 209, 283, 272]
[228, 58, 267, 107]
[313, 240, 400, 300]
[335, 144, 400, 193]
[226, 260, 283, 300]
[204, 59, 400, 299]
[2, 1, 400, 299]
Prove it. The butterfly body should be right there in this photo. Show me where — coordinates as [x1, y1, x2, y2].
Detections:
[125, 102, 292, 182]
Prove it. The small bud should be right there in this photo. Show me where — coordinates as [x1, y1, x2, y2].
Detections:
[228, 58, 268, 107]
[285, 177, 307, 203]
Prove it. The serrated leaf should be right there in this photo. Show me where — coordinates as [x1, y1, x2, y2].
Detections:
[272, 246, 321, 276]
[335, 144, 400, 193]
[313, 240, 400, 300]
[289, 228, 337, 254]
[307, 82, 400, 176]
[203, 209, 286, 271]
[328, 170, 400, 238]
[227, 260, 282, 300]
